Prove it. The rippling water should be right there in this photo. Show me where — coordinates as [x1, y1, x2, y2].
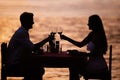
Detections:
[0, 16, 120, 80]
[0, 1, 120, 80]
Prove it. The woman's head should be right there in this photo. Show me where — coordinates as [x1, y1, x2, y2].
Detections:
[88, 15, 104, 31]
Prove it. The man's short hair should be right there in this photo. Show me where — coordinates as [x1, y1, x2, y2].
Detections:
[20, 12, 33, 25]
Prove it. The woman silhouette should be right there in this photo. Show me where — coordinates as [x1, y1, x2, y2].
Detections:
[60, 15, 109, 80]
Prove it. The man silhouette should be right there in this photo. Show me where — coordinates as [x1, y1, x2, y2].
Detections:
[8, 12, 52, 80]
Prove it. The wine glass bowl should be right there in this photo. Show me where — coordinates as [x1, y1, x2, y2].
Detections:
[58, 32, 62, 35]
[57, 27, 63, 35]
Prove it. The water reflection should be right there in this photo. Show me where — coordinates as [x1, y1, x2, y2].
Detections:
[0, 16, 120, 80]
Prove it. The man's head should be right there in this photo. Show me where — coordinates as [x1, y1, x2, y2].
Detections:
[20, 12, 34, 30]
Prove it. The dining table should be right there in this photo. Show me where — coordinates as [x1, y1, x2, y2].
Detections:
[32, 51, 87, 68]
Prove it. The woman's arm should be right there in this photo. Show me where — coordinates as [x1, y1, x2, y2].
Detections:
[60, 32, 92, 48]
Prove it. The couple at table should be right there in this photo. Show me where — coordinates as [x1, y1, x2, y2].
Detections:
[7, 12, 109, 80]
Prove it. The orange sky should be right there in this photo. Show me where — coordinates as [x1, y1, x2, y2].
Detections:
[0, 0, 120, 17]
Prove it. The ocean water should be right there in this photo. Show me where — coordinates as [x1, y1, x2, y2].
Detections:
[0, 0, 120, 80]
[0, 16, 120, 80]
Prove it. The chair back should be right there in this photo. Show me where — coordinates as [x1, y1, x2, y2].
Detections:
[1, 42, 8, 80]
[109, 45, 112, 80]
[1, 42, 8, 68]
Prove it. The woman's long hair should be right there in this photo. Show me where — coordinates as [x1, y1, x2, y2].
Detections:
[89, 15, 108, 54]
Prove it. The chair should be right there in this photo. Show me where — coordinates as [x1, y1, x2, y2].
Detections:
[83, 45, 112, 80]
[109, 45, 112, 80]
[1, 42, 25, 80]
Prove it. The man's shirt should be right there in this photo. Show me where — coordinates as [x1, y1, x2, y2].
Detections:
[8, 26, 34, 65]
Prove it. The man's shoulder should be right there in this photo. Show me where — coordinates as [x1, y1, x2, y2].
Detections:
[14, 27, 28, 38]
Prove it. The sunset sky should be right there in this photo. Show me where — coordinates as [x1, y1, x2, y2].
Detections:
[0, 0, 119, 17]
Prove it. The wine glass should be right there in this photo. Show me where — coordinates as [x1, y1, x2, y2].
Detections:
[57, 27, 63, 53]
[57, 27, 63, 35]
[51, 26, 57, 34]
